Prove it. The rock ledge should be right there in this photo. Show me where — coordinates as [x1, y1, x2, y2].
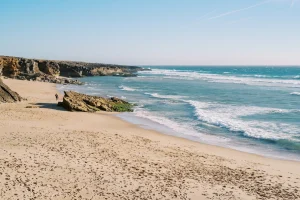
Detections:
[58, 91, 133, 112]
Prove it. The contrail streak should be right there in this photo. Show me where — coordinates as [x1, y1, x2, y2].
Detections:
[209, 0, 271, 20]
[225, 17, 253, 25]
[199, 9, 217, 20]
[291, 0, 295, 7]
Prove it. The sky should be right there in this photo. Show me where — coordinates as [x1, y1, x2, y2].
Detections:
[0, 0, 299, 65]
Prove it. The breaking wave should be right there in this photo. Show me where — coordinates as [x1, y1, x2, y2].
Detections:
[291, 92, 300, 96]
[187, 100, 300, 141]
[119, 85, 137, 91]
[144, 92, 187, 100]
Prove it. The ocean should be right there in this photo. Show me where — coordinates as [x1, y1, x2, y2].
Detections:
[57, 66, 300, 161]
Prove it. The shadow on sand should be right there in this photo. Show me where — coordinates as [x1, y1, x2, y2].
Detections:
[33, 102, 67, 112]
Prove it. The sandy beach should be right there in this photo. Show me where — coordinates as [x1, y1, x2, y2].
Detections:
[0, 79, 299, 200]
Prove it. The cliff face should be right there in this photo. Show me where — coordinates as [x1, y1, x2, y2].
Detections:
[0, 56, 142, 83]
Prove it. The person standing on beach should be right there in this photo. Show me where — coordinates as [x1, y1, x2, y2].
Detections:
[55, 93, 59, 101]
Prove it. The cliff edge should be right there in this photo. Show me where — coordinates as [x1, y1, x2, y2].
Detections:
[0, 56, 143, 84]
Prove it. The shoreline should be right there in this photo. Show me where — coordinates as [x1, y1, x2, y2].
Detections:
[1, 79, 300, 199]
[117, 112, 300, 162]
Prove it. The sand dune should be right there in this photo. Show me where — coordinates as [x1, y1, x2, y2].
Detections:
[0, 79, 299, 200]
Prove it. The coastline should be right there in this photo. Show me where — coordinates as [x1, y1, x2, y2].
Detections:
[117, 112, 300, 162]
[1, 79, 300, 199]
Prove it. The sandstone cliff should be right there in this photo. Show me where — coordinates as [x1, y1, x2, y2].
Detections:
[0, 56, 142, 84]
[0, 78, 23, 103]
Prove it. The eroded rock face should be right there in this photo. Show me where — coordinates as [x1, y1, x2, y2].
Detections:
[38, 61, 60, 76]
[19, 59, 40, 75]
[58, 91, 133, 112]
[0, 57, 20, 77]
[0, 78, 23, 103]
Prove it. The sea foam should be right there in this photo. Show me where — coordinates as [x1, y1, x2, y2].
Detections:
[133, 108, 230, 143]
[187, 100, 300, 141]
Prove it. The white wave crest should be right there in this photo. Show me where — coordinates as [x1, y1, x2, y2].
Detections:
[144, 92, 186, 99]
[187, 100, 300, 141]
[141, 69, 300, 88]
[291, 92, 300, 96]
[119, 85, 137, 91]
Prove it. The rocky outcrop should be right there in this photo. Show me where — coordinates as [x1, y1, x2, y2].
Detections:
[0, 57, 20, 77]
[38, 61, 60, 76]
[0, 78, 23, 103]
[0, 56, 142, 85]
[58, 91, 133, 112]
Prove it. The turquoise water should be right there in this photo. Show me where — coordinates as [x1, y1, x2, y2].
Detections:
[57, 66, 300, 161]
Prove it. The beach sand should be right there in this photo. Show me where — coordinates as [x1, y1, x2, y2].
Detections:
[0, 79, 299, 200]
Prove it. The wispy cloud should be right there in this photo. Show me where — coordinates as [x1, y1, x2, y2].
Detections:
[209, 0, 272, 20]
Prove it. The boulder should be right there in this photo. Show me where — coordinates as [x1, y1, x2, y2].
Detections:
[0, 78, 23, 103]
[58, 91, 133, 112]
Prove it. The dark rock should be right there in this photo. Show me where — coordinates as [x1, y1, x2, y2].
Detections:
[0, 78, 23, 103]
[19, 59, 40, 75]
[58, 91, 133, 112]
[16, 75, 27, 80]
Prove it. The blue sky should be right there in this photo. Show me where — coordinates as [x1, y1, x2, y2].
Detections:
[0, 0, 299, 65]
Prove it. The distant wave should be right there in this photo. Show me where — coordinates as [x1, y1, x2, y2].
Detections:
[187, 100, 300, 141]
[291, 92, 300, 96]
[119, 85, 137, 92]
[294, 75, 300, 79]
[141, 69, 300, 88]
[254, 75, 268, 78]
[144, 92, 187, 100]
[85, 83, 101, 86]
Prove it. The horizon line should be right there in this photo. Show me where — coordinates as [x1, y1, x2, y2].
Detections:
[1, 55, 300, 67]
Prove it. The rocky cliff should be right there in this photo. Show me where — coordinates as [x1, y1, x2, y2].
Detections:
[0, 56, 142, 84]
[0, 78, 23, 103]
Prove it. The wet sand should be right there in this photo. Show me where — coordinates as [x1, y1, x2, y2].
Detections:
[0, 79, 299, 200]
